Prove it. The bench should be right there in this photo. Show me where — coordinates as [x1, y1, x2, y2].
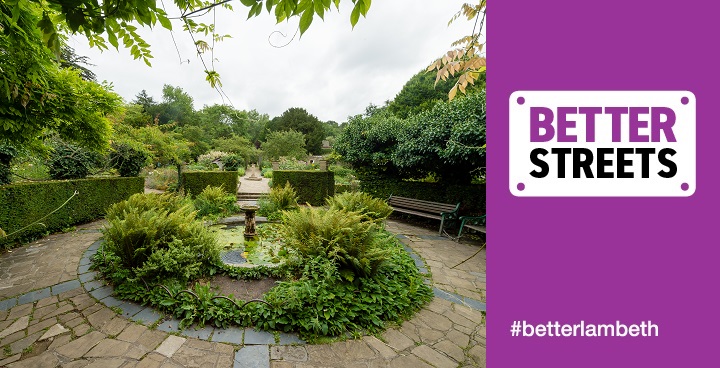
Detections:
[387, 195, 460, 235]
[457, 215, 486, 241]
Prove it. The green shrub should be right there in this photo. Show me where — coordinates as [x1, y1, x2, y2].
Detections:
[261, 167, 273, 178]
[257, 182, 298, 221]
[47, 142, 101, 179]
[143, 167, 178, 191]
[221, 154, 243, 171]
[193, 185, 240, 218]
[197, 151, 229, 169]
[357, 170, 486, 215]
[272, 170, 334, 206]
[106, 192, 190, 219]
[253, 235, 432, 338]
[0, 145, 17, 185]
[181, 171, 238, 197]
[280, 207, 392, 279]
[103, 193, 220, 282]
[109, 142, 150, 177]
[326, 191, 393, 224]
[0, 177, 143, 248]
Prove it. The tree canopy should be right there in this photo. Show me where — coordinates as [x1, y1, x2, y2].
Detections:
[266, 107, 325, 155]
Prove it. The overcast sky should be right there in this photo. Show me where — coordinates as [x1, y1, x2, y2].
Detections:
[70, 0, 475, 123]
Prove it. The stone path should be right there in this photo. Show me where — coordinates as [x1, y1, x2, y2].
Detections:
[1, 219, 486, 367]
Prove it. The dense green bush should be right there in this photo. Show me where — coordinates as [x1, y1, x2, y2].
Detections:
[257, 182, 299, 221]
[221, 154, 243, 171]
[47, 142, 102, 179]
[0, 177, 143, 248]
[193, 185, 240, 218]
[103, 193, 220, 282]
[0, 145, 17, 185]
[280, 207, 392, 279]
[272, 170, 334, 206]
[358, 170, 486, 215]
[109, 142, 150, 177]
[326, 191, 393, 224]
[335, 91, 486, 184]
[181, 171, 238, 197]
[252, 235, 432, 338]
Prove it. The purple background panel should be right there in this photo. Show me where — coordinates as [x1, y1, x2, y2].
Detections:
[489, 1, 719, 367]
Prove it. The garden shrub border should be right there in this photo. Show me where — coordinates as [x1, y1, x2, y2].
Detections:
[358, 171, 486, 215]
[181, 171, 238, 197]
[0, 177, 144, 248]
[272, 170, 334, 206]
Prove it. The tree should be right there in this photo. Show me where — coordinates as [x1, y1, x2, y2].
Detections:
[196, 104, 247, 138]
[388, 68, 484, 119]
[336, 91, 486, 184]
[266, 108, 324, 155]
[7, 0, 374, 90]
[427, 1, 487, 100]
[60, 46, 97, 81]
[262, 130, 307, 161]
[1, 3, 120, 151]
[157, 85, 195, 126]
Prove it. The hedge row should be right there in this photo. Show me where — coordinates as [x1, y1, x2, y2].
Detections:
[0, 177, 144, 248]
[272, 170, 335, 206]
[357, 172, 485, 215]
[181, 171, 238, 197]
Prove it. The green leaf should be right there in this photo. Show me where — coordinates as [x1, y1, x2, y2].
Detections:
[240, 0, 256, 6]
[314, 0, 325, 20]
[299, 9, 313, 35]
[361, 0, 371, 16]
[157, 14, 172, 30]
[350, 5, 360, 28]
[107, 29, 119, 49]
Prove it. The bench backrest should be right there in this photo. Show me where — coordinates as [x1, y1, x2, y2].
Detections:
[388, 195, 459, 214]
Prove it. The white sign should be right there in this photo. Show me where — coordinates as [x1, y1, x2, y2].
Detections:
[509, 91, 696, 197]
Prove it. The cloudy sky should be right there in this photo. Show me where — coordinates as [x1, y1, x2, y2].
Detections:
[70, 0, 476, 123]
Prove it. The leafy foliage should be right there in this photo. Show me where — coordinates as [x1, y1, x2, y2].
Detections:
[109, 142, 150, 177]
[1, 3, 121, 150]
[253, 235, 432, 338]
[427, 1, 487, 100]
[193, 185, 241, 218]
[262, 130, 307, 161]
[272, 170, 335, 206]
[336, 91, 486, 184]
[0, 145, 18, 185]
[47, 141, 102, 180]
[266, 108, 325, 155]
[103, 193, 220, 283]
[220, 154, 244, 171]
[258, 181, 299, 221]
[1, 177, 144, 249]
[280, 207, 392, 279]
[326, 191, 393, 224]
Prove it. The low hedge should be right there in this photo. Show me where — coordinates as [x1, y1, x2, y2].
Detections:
[0, 177, 144, 248]
[357, 172, 485, 215]
[272, 170, 335, 206]
[181, 171, 238, 197]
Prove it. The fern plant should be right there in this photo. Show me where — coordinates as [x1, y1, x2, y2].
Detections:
[258, 181, 299, 220]
[326, 191, 393, 224]
[102, 193, 220, 283]
[193, 185, 240, 218]
[280, 207, 392, 279]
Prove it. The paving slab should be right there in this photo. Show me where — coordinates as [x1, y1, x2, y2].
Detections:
[235, 345, 270, 368]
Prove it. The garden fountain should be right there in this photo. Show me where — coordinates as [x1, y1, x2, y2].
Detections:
[241, 204, 259, 238]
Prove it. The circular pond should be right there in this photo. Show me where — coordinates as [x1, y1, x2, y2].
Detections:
[213, 222, 287, 268]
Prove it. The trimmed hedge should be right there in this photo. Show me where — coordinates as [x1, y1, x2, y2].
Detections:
[181, 171, 238, 197]
[0, 177, 144, 248]
[272, 170, 335, 206]
[357, 172, 485, 215]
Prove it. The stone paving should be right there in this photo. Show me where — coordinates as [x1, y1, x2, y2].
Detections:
[1, 218, 486, 367]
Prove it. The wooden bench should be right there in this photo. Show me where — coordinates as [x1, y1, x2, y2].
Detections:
[457, 215, 486, 241]
[387, 195, 460, 235]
